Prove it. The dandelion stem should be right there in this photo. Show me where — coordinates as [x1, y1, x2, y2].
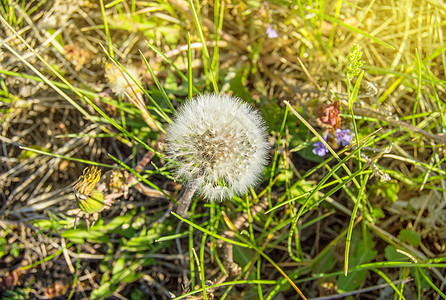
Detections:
[177, 177, 203, 215]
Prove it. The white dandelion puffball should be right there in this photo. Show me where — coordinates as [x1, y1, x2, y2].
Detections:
[166, 93, 269, 201]
[104, 63, 141, 97]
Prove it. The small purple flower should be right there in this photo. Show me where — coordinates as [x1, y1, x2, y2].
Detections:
[313, 133, 329, 157]
[313, 141, 328, 157]
[336, 129, 353, 146]
[266, 25, 278, 38]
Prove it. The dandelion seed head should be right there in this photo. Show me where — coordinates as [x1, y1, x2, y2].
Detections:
[105, 63, 141, 97]
[166, 93, 269, 201]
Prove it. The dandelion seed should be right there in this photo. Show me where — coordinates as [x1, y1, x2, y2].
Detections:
[166, 94, 269, 214]
[266, 25, 278, 38]
[336, 128, 353, 146]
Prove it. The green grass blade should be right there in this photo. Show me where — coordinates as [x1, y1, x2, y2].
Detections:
[188, 201, 198, 289]
[18, 146, 116, 169]
[345, 173, 370, 276]
[371, 268, 406, 300]
[139, 49, 175, 115]
[417, 268, 446, 298]
[83, 97, 155, 152]
[268, 107, 288, 208]
[146, 41, 200, 95]
[316, 12, 395, 49]
[187, 31, 193, 100]
[171, 212, 250, 248]
[188, 0, 218, 92]
[108, 153, 174, 202]
[99, 0, 113, 57]
[198, 235, 208, 300]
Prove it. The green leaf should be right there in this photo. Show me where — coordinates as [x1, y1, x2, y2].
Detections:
[131, 289, 145, 300]
[62, 228, 109, 244]
[372, 207, 385, 219]
[384, 245, 408, 262]
[112, 256, 126, 275]
[91, 282, 115, 300]
[233, 245, 256, 280]
[370, 179, 399, 203]
[399, 229, 421, 246]
[230, 63, 252, 102]
[311, 249, 337, 274]
[10, 243, 20, 258]
[382, 180, 399, 203]
[0, 236, 6, 259]
[162, 73, 189, 96]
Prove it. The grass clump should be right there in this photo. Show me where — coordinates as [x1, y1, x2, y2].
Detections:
[1, 0, 446, 299]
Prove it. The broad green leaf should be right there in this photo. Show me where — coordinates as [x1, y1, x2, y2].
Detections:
[233, 245, 256, 280]
[384, 245, 408, 262]
[0, 237, 6, 259]
[311, 249, 337, 274]
[372, 207, 385, 219]
[112, 256, 126, 275]
[62, 228, 109, 244]
[399, 229, 421, 246]
[230, 63, 252, 102]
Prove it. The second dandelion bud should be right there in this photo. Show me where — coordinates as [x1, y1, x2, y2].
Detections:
[166, 94, 269, 214]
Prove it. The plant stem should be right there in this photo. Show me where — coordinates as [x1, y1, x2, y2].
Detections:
[177, 176, 203, 215]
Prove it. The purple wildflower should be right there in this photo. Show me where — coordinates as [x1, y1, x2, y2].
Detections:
[336, 129, 353, 146]
[266, 25, 278, 38]
[313, 133, 329, 157]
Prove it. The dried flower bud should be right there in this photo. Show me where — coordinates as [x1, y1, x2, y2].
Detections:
[316, 101, 341, 130]
[166, 94, 269, 211]
[72, 166, 110, 229]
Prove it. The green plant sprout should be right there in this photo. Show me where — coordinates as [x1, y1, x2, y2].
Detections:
[346, 43, 364, 81]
